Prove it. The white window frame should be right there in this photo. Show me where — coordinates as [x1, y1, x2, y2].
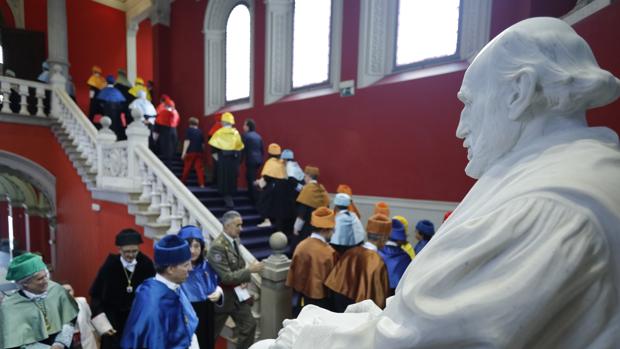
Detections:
[203, 0, 255, 115]
[357, 0, 492, 88]
[264, 0, 343, 105]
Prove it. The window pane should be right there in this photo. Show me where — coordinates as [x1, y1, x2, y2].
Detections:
[226, 5, 251, 101]
[292, 0, 331, 88]
[396, 0, 460, 66]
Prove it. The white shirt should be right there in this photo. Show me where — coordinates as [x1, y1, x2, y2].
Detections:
[120, 256, 137, 273]
[362, 241, 377, 251]
[310, 233, 327, 243]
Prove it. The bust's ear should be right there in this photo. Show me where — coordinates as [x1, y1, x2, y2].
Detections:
[507, 67, 537, 121]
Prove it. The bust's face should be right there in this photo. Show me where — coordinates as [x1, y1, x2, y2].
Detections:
[456, 49, 523, 179]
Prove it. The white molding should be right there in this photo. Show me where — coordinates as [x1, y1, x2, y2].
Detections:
[203, 0, 255, 115]
[6, 0, 25, 29]
[357, 0, 491, 88]
[264, 0, 293, 105]
[562, 0, 613, 25]
[91, 0, 127, 11]
[0, 113, 52, 127]
[126, 22, 140, 83]
[328, 0, 344, 93]
[91, 188, 134, 204]
[0, 150, 56, 215]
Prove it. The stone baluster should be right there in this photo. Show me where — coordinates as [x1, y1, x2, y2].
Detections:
[138, 161, 153, 202]
[126, 109, 150, 190]
[18, 84, 29, 115]
[35, 87, 46, 117]
[157, 185, 172, 224]
[180, 206, 190, 226]
[259, 232, 292, 339]
[49, 65, 66, 117]
[148, 175, 163, 214]
[167, 195, 183, 235]
[1, 81, 11, 113]
[96, 117, 117, 188]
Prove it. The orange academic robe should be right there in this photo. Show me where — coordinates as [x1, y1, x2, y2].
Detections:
[324, 245, 389, 309]
[286, 236, 338, 300]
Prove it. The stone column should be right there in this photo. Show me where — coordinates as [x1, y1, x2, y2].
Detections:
[127, 21, 139, 83]
[259, 232, 292, 339]
[47, 0, 69, 76]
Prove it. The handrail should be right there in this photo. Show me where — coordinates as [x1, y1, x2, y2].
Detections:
[53, 87, 97, 141]
[134, 145, 260, 284]
[0, 76, 51, 90]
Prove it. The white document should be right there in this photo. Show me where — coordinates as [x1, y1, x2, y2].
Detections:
[234, 286, 252, 302]
[91, 312, 114, 335]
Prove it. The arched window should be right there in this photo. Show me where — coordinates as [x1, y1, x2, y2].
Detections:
[264, 0, 343, 104]
[292, 0, 331, 88]
[226, 5, 251, 102]
[358, 0, 492, 88]
[204, 0, 255, 115]
[395, 0, 461, 67]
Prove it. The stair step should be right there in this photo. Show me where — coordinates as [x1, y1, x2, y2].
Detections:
[209, 205, 257, 217]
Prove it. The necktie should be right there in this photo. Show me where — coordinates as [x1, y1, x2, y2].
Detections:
[233, 240, 240, 256]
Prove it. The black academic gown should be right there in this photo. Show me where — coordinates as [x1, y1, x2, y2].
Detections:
[89, 252, 155, 349]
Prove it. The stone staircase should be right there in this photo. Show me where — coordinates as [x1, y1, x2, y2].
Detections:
[163, 157, 277, 260]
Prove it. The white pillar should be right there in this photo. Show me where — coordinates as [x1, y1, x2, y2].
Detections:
[47, 0, 69, 76]
[127, 21, 139, 83]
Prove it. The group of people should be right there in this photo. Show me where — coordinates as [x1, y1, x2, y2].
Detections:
[286, 195, 444, 314]
[0, 217, 264, 349]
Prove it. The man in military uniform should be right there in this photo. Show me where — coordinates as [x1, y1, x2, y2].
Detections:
[208, 210, 264, 349]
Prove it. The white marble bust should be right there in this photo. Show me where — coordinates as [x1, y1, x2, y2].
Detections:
[252, 17, 620, 349]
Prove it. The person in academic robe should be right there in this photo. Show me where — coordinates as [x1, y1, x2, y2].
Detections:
[121, 234, 199, 349]
[128, 90, 157, 150]
[89, 229, 155, 349]
[373, 201, 390, 216]
[115, 69, 134, 120]
[292, 166, 330, 252]
[62, 284, 100, 349]
[414, 220, 435, 255]
[179, 225, 224, 349]
[37, 61, 49, 83]
[154, 95, 180, 161]
[241, 118, 264, 203]
[96, 75, 127, 140]
[286, 206, 338, 314]
[207, 113, 224, 183]
[87, 65, 107, 123]
[378, 219, 412, 295]
[0, 253, 78, 349]
[208, 112, 245, 208]
[128, 77, 151, 101]
[392, 215, 415, 259]
[256, 143, 287, 228]
[329, 193, 365, 255]
[336, 184, 361, 218]
[207, 211, 264, 349]
[280, 149, 305, 236]
[324, 209, 389, 312]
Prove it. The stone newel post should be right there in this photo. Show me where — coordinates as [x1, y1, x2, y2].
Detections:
[259, 232, 292, 339]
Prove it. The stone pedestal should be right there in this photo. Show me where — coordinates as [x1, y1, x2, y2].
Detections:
[259, 232, 292, 339]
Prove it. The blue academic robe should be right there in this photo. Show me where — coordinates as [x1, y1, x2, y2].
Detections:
[378, 244, 412, 289]
[120, 278, 198, 349]
[181, 260, 220, 303]
[414, 239, 430, 255]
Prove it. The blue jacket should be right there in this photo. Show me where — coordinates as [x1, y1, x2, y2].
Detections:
[121, 278, 198, 349]
[378, 244, 412, 289]
[242, 131, 264, 166]
[181, 260, 220, 303]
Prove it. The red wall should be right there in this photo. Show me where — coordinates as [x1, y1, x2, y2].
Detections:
[20, 0, 127, 113]
[0, 123, 151, 296]
[161, 0, 620, 202]
[137, 18, 154, 83]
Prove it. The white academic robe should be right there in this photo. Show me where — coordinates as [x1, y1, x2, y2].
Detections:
[289, 127, 620, 349]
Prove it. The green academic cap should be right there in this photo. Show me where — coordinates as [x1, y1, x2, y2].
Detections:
[6, 253, 46, 281]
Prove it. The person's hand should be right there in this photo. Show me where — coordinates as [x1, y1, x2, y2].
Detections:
[344, 299, 383, 318]
[207, 287, 222, 302]
[248, 261, 264, 273]
[105, 328, 117, 336]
